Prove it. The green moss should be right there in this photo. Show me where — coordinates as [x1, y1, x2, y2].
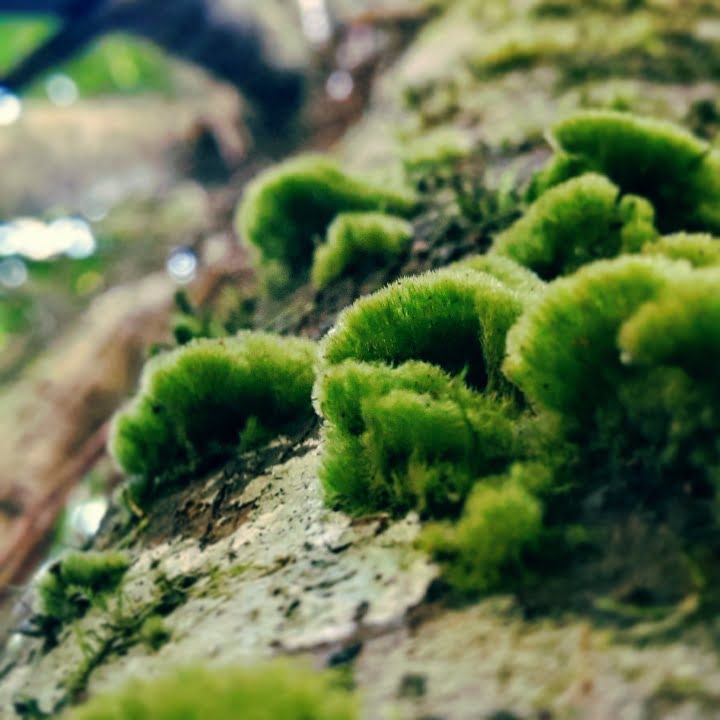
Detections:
[323, 269, 526, 393]
[400, 126, 475, 178]
[61, 662, 357, 720]
[109, 332, 316, 507]
[138, 615, 171, 651]
[503, 256, 684, 420]
[492, 173, 657, 278]
[641, 232, 720, 268]
[533, 111, 720, 232]
[235, 155, 416, 281]
[451, 254, 545, 295]
[311, 212, 414, 289]
[317, 360, 516, 516]
[504, 255, 720, 501]
[422, 471, 543, 593]
[618, 269, 720, 378]
[315, 268, 532, 517]
[38, 551, 131, 624]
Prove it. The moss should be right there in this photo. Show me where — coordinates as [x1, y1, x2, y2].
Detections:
[641, 232, 720, 268]
[138, 615, 171, 651]
[503, 255, 684, 420]
[61, 662, 357, 719]
[235, 155, 416, 281]
[400, 126, 475, 178]
[618, 269, 720, 378]
[315, 268, 532, 517]
[451, 254, 545, 295]
[109, 332, 316, 508]
[38, 551, 131, 624]
[317, 360, 517, 516]
[504, 255, 720, 514]
[533, 110, 720, 232]
[422, 470, 544, 594]
[311, 212, 414, 289]
[492, 173, 657, 278]
[322, 269, 526, 393]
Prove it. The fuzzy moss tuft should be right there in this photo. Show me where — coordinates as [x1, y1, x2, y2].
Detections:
[503, 255, 685, 420]
[311, 212, 414, 289]
[38, 551, 131, 624]
[492, 173, 657, 278]
[317, 360, 517, 516]
[641, 232, 720, 268]
[533, 110, 720, 232]
[451, 254, 545, 295]
[315, 268, 531, 516]
[618, 270, 720, 378]
[235, 155, 416, 279]
[422, 470, 544, 594]
[323, 269, 525, 393]
[61, 661, 357, 720]
[109, 332, 316, 507]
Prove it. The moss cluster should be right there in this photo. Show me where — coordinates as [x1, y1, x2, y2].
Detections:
[530, 111, 720, 232]
[38, 551, 131, 625]
[109, 331, 316, 508]
[312, 109, 720, 596]
[235, 155, 416, 288]
[315, 266, 545, 584]
[311, 212, 414, 289]
[61, 662, 357, 720]
[491, 173, 657, 278]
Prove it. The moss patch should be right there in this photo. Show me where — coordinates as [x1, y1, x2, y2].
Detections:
[109, 332, 316, 508]
[311, 212, 414, 289]
[235, 155, 416, 287]
[61, 661, 357, 720]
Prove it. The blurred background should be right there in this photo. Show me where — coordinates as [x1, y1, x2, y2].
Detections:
[0, 0, 424, 615]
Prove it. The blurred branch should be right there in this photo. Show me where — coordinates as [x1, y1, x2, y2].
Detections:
[0, 0, 304, 121]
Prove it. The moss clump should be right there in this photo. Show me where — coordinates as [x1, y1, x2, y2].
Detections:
[235, 155, 416, 281]
[641, 232, 720, 268]
[531, 111, 720, 233]
[323, 269, 526, 393]
[38, 551, 131, 624]
[492, 173, 657, 278]
[311, 212, 414, 289]
[61, 662, 357, 720]
[109, 332, 316, 508]
[504, 254, 720, 499]
[317, 360, 516, 516]
[503, 256, 682, 420]
[422, 469, 544, 594]
[315, 269, 531, 518]
[451, 254, 545, 295]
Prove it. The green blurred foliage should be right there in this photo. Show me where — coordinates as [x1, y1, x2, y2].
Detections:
[0, 15, 174, 96]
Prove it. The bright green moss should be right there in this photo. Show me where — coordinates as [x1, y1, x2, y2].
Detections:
[619, 270, 720, 378]
[235, 155, 416, 277]
[535, 111, 720, 232]
[491, 173, 657, 278]
[422, 473, 543, 594]
[39, 551, 131, 623]
[451, 254, 545, 295]
[110, 332, 316, 507]
[317, 360, 516, 516]
[323, 269, 525, 393]
[61, 662, 357, 720]
[311, 212, 414, 289]
[641, 233, 720, 268]
[315, 268, 530, 517]
[503, 256, 686, 421]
